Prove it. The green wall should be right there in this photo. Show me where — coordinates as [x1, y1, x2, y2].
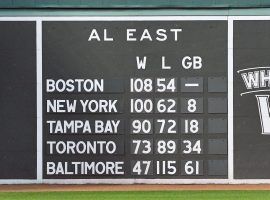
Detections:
[0, 1, 270, 16]
[0, 0, 270, 8]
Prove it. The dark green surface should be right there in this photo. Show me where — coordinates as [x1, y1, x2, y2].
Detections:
[1, 0, 270, 9]
[0, 191, 270, 200]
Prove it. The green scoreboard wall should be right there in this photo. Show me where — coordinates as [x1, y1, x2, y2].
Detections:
[1, 1, 270, 184]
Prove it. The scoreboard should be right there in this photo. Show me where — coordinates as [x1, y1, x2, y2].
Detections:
[43, 20, 228, 179]
[3, 16, 270, 183]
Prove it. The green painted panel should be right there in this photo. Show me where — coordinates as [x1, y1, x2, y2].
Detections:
[2, 8, 270, 16]
[0, 0, 270, 8]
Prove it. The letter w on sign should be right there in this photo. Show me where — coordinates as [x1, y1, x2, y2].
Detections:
[256, 95, 270, 135]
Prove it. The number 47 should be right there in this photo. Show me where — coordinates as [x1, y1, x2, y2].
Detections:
[132, 161, 151, 175]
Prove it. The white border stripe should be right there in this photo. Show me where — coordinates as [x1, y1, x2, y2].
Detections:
[42, 179, 230, 184]
[228, 16, 234, 182]
[36, 19, 43, 182]
[230, 16, 270, 20]
[0, 16, 227, 21]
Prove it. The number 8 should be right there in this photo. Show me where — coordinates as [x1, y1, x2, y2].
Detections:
[187, 99, 197, 113]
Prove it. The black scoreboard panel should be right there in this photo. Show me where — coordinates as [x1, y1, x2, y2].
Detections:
[42, 20, 228, 179]
[234, 20, 270, 179]
[0, 22, 36, 179]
